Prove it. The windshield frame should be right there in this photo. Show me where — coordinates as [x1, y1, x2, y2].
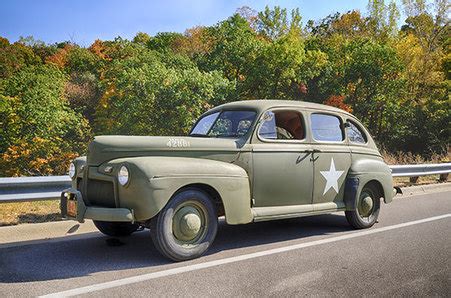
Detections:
[189, 108, 258, 139]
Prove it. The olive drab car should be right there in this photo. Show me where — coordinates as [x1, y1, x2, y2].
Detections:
[61, 100, 397, 261]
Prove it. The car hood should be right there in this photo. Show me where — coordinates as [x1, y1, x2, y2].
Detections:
[87, 135, 244, 166]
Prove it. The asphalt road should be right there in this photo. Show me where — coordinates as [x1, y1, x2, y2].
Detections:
[0, 190, 450, 297]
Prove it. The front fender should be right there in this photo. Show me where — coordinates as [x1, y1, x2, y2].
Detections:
[108, 156, 253, 224]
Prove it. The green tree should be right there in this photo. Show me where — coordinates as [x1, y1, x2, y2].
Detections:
[133, 32, 151, 45]
[367, 0, 400, 38]
[94, 44, 235, 136]
[342, 39, 406, 142]
[250, 28, 306, 98]
[0, 65, 91, 176]
[147, 32, 184, 53]
[204, 14, 262, 97]
[256, 6, 302, 40]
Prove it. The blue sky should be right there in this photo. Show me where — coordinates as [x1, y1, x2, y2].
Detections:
[1, 0, 392, 46]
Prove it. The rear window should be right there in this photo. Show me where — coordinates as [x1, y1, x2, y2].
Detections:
[310, 113, 344, 142]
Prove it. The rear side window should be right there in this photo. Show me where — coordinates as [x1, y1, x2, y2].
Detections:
[347, 120, 367, 144]
[310, 113, 343, 142]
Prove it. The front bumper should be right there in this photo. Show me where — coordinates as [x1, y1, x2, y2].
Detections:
[61, 188, 135, 223]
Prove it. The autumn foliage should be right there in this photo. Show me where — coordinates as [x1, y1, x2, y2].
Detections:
[45, 44, 73, 68]
[0, 137, 79, 176]
[324, 95, 353, 113]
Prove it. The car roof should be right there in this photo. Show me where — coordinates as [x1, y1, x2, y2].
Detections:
[211, 99, 353, 116]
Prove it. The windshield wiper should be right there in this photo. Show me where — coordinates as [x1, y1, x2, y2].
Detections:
[188, 133, 209, 137]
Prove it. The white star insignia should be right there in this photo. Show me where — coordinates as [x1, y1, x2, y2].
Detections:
[320, 158, 344, 195]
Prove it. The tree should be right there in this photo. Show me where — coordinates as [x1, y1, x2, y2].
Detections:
[94, 43, 235, 136]
[147, 32, 185, 53]
[366, 0, 400, 39]
[342, 39, 405, 143]
[204, 14, 262, 97]
[236, 6, 258, 29]
[0, 38, 41, 78]
[133, 32, 151, 45]
[0, 65, 91, 176]
[256, 6, 302, 40]
[249, 28, 306, 99]
[177, 26, 214, 59]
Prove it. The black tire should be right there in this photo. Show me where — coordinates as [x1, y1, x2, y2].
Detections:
[149, 189, 218, 261]
[345, 183, 381, 229]
[93, 220, 139, 237]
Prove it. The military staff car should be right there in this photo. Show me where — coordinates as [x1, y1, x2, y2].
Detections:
[61, 100, 396, 261]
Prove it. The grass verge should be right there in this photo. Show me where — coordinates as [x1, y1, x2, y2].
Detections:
[0, 200, 61, 226]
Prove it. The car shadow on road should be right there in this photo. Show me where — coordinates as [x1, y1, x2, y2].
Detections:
[210, 214, 351, 254]
[0, 214, 351, 283]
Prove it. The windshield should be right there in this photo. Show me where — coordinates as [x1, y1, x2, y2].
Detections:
[190, 110, 257, 138]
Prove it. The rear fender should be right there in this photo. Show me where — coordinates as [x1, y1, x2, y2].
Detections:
[345, 158, 394, 210]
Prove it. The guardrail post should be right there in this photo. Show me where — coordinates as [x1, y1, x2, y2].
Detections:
[409, 176, 419, 183]
[439, 173, 448, 182]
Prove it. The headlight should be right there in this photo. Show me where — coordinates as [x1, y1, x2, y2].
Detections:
[118, 165, 129, 186]
[69, 162, 76, 179]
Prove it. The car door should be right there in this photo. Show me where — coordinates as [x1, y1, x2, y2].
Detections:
[252, 109, 314, 207]
[309, 112, 351, 206]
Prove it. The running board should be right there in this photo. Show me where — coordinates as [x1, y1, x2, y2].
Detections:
[252, 202, 346, 222]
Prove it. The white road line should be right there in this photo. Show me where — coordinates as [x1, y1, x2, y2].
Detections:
[40, 214, 451, 298]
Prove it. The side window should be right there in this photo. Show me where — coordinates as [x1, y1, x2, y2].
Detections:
[258, 110, 305, 140]
[347, 120, 367, 144]
[258, 112, 277, 139]
[310, 113, 344, 142]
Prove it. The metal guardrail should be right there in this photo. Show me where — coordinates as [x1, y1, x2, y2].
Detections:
[0, 176, 70, 203]
[0, 163, 449, 203]
[390, 163, 451, 177]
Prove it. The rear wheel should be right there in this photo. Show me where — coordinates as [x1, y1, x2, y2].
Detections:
[345, 183, 381, 229]
[93, 220, 139, 237]
[149, 189, 218, 261]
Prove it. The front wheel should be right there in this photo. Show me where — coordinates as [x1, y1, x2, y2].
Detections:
[93, 220, 139, 237]
[345, 183, 381, 229]
[149, 189, 218, 261]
